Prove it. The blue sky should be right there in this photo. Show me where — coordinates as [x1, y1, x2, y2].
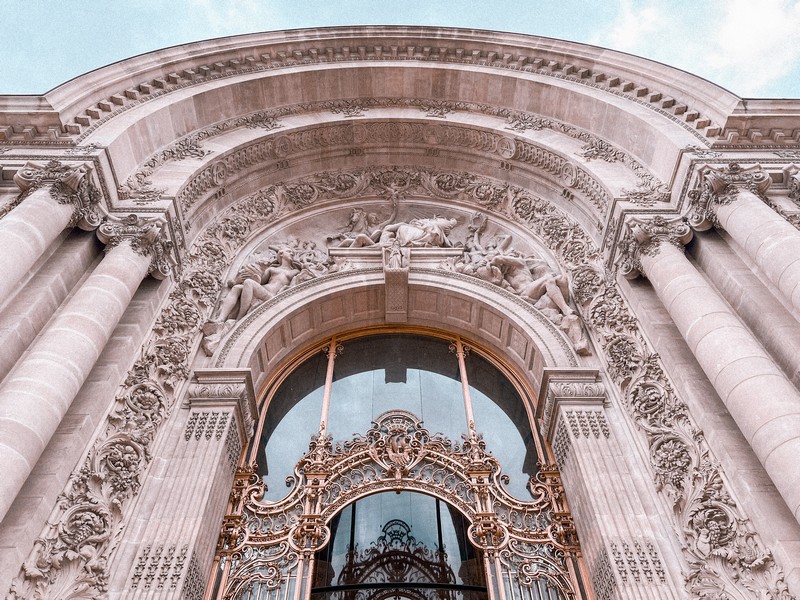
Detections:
[3, 0, 799, 98]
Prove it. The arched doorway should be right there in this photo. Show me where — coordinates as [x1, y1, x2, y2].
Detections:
[210, 332, 582, 600]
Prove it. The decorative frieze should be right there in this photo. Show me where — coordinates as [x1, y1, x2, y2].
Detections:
[592, 548, 617, 600]
[609, 538, 666, 585]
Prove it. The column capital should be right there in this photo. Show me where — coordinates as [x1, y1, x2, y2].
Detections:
[535, 368, 606, 442]
[186, 368, 257, 445]
[97, 215, 174, 279]
[617, 215, 693, 279]
[788, 171, 800, 202]
[688, 163, 771, 231]
[11, 160, 102, 230]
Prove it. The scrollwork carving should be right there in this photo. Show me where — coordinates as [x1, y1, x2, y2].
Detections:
[7, 160, 102, 229]
[97, 214, 174, 279]
[688, 162, 772, 231]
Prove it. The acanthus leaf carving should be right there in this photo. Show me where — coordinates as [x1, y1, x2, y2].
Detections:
[96, 214, 175, 279]
[7, 160, 102, 229]
[11, 165, 795, 600]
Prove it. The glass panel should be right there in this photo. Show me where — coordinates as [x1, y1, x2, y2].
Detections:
[328, 335, 464, 443]
[256, 351, 326, 501]
[313, 491, 487, 600]
[465, 353, 537, 500]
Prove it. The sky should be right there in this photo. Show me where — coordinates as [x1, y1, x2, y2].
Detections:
[2, 0, 799, 98]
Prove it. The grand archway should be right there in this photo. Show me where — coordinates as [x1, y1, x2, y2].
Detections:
[1, 26, 799, 600]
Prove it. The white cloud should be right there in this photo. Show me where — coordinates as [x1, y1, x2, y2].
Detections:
[589, 0, 800, 97]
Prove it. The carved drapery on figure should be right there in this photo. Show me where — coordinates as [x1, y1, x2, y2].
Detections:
[687, 163, 771, 231]
[216, 410, 578, 600]
[9, 166, 796, 600]
[441, 212, 590, 355]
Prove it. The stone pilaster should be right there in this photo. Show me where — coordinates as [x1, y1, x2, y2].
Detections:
[689, 163, 800, 315]
[0, 216, 171, 522]
[111, 369, 256, 599]
[0, 160, 101, 304]
[537, 369, 684, 599]
[620, 215, 800, 528]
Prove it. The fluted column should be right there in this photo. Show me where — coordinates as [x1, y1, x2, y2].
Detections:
[0, 161, 101, 303]
[0, 216, 170, 522]
[111, 369, 256, 599]
[620, 216, 800, 526]
[689, 163, 800, 315]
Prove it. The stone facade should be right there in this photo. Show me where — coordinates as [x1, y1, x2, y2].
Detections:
[0, 26, 799, 599]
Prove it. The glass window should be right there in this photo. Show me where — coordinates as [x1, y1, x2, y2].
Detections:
[312, 491, 486, 600]
[256, 333, 538, 502]
[256, 350, 326, 501]
[328, 335, 464, 443]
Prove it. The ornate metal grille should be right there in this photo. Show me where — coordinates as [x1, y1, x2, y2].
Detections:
[212, 411, 582, 600]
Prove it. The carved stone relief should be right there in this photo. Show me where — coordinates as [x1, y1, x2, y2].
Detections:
[4, 160, 102, 228]
[8, 165, 795, 600]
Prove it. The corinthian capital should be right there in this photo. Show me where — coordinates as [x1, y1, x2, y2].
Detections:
[97, 215, 174, 279]
[688, 163, 771, 231]
[12, 160, 102, 230]
[617, 215, 693, 279]
[789, 172, 800, 202]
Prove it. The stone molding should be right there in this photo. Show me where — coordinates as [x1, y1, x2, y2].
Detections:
[31, 30, 724, 144]
[7, 165, 796, 600]
[616, 215, 693, 279]
[187, 368, 257, 447]
[535, 368, 606, 441]
[122, 98, 664, 210]
[96, 215, 174, 279]
[688, 162, 772, 231]
[171, 120, 614, 220]
[5, 159, 102, 229]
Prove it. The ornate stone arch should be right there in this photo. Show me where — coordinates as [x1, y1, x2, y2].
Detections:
[3, 26, 799, 600]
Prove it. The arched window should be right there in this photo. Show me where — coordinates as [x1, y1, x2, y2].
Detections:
[256, 332, 542, 502]
[214, 331, 583, 600]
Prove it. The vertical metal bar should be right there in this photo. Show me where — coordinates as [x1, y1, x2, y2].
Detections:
[319, 339, 340, 437]
[451, 339, 476, 436]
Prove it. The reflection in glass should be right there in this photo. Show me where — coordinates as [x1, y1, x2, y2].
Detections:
[465, 352, 537, 499]
[313, 492, 487, 600]
[328, 336, 463, 443]
[256, 351, 326, 501]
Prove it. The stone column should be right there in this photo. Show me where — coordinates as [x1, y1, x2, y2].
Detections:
[0, 161, 101, 304]
[536, 369, 683, 600]
[689, 163, 800, 315]
[0, 216, 170, 522]
[113, 369, 256, 599]
[620, 215, 800, 526]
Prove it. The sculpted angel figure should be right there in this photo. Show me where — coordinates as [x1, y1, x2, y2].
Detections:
[210, 247, 301, 323]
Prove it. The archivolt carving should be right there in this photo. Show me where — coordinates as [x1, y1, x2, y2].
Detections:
[218, 411, 577, 599]
[9, 165, 794, 599]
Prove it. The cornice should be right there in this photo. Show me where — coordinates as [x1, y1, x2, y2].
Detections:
[0, 27, 755, 144]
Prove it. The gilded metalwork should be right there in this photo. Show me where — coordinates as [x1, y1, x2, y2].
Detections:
[215, 410, 579, 599]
